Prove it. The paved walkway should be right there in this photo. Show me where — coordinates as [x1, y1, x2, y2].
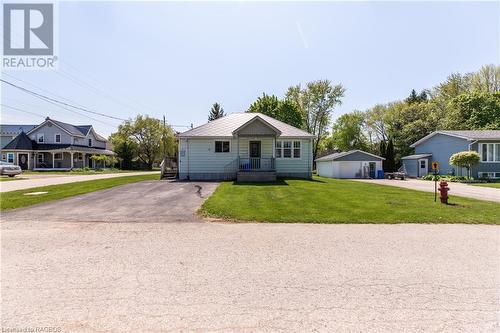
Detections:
[0, 171, 160, 192]
[355, 178, 500, 203]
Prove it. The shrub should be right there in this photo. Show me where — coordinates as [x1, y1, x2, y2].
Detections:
[449, 151, 480, 178]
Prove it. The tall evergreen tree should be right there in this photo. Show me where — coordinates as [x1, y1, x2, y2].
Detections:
[385, 138, 396, 172]
[379, 140, 387, 171]
[208, 103, 225, 121]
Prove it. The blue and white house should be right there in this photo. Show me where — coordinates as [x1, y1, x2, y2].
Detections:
[401, 130, 500, 179]
[1, 117, 114, 170]
[177, 113, 315, 181]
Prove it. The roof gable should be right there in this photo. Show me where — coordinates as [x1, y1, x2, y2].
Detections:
[233, 116, 281, 136]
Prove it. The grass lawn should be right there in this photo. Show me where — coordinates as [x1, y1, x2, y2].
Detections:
[471, 183, 500, 189]
[200, 177, 500, 224]
[0, 174, 159, 211]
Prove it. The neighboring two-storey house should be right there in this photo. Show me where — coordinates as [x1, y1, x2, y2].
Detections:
[1, 117, 114, 170]
[401, 130, 500, 179]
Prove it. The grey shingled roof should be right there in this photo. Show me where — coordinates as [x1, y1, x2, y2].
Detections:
[0, 124, 37, 135]
[178, 113, 315, 138]
[3, 132, 35, 150]
[315, 150, 385, 162]
[401, 153, 432, 160]
[411, 130, 500, 147]
[439, 130, 500, 140]
[26, 118, 107, 141]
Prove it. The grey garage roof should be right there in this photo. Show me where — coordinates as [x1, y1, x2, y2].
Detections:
[315, 150, 385, 162]
[410, 130, 500, 147]
[400, 153, 432, 160]
[177, 113, 315, 138]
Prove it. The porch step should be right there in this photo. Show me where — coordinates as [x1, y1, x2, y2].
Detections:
[161, 170, 178, 180]
[237, 171, 277, 182]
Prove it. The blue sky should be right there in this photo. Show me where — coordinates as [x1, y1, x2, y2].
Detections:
[1, 1, 499, 136]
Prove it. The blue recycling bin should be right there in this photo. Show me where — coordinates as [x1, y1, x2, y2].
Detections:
[377, 170, 384, 179]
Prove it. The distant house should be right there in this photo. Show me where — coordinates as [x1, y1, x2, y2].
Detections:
[176, 113, 315, 181]
[1, 117, 114, 170]
[0, 124, 36, 148]
[315, 150, 385, 179]
[401, 130, 500, 179]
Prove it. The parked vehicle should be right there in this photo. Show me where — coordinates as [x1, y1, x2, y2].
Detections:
[0, 161, 22, 177]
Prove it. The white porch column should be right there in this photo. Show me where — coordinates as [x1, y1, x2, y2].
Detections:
[70, 152, 74, 169]
[52, 152, 55, 169]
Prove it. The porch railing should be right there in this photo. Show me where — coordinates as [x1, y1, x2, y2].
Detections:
[239, 158, 275, 171]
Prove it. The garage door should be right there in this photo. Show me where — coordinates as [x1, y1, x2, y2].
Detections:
[317, 161, 333, 177]
[338, 161, 363, 178]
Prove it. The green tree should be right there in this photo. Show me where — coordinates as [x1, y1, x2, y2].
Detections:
[208, 102, 225, 121]
[113, 115, 175, 170]
[449, 151, 480, 178]
[445, 92, 500, 130]
[286, 80, 345, 162]
[379, 140, 387, 171]
[330, 111, 368, 151]
[90, 154, 119, 168]
[385, 138, 396, 172]
[110, 132, 137, 170]
[247, 93, 303, 128]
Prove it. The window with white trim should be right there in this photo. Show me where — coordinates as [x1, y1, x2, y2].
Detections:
[37, 153, 44, 163]
[37, 133, 44, 143]
[7, 153, 14, 163]
[481, 143, 500, 162]
[275, 141, 282, 158]
[54, 153, 63, 160]
[479, 172, 500, 179]
[55, 133, 61, 143]
[215, 141, 230, 153]
[276, 140, 301, 158]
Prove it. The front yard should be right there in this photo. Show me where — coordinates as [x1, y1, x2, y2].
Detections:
[200, 177, 500, 224]
[0, 174, 159, 210]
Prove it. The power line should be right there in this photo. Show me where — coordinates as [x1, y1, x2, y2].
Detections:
[1, 104, 46, 119]
[1, 79, 128, 121]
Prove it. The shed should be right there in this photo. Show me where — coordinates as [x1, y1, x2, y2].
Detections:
[315, 150, 385, 179]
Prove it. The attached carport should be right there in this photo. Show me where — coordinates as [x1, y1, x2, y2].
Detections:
[315, 150, 385, 179]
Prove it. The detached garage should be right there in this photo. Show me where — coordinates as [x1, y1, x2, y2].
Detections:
[315, 150, 385, 179]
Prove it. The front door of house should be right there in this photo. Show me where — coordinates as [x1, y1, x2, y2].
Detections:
[249, 141, 261, 169]
[418, 158, 428, 177]
[18, 153, 29, 170]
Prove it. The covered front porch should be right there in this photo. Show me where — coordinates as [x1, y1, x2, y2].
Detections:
[32, 147, 115, 171]
[233, 116, 279, 182]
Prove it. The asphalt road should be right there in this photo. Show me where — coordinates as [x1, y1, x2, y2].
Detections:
[355, 178, 500, 203]
[1, 181, 499, 332]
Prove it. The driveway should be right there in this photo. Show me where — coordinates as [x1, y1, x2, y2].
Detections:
[355, 178, 500, 203]
[1, 180, 219, 223]
[0, 171, 160, 193]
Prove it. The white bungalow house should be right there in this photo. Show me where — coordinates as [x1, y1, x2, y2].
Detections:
[1, 117, 114, 170]
[176, 113, 315, 181]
